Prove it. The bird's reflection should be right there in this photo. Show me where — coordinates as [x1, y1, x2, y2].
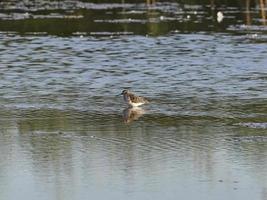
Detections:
[123, 107, 145, 123]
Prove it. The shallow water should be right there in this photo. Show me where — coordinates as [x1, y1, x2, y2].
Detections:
[0, 1, 267, 200]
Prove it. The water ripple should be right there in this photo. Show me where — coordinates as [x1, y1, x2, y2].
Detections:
[0, 33, 266, 121]
[236, 123, 267, 129]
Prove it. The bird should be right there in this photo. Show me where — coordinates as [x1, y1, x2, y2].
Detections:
[120, 90, 149, 107]
[217, 11, 224, 23]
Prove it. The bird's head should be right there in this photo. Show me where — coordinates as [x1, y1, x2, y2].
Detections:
[121, 89, 130, 95]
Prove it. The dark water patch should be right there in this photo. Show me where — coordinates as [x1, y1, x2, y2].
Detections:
[0, 1, 267, 36]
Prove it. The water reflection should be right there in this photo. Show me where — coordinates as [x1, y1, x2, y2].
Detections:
[122, 107, 145, 123]
[0, 1, 267, 35]
[0, 109, 266, 200]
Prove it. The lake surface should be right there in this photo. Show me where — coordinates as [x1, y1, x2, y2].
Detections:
[0, 1, 266, 200]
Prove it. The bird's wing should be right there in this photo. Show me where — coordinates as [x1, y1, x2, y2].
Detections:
[128, 93, 148, 103]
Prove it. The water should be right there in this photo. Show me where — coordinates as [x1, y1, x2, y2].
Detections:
[0, 1, 267, 200]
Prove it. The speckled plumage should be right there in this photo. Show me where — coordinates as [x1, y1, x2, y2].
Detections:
[121, 90, 149, 107]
